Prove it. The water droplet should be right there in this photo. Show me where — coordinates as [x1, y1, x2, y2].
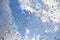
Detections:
[15, 39, 18, 40]
[0, 37, 4, 40]
[21, 38, 24, 40]
[50, 10, 54, 14]
[5, 30, 10, 34]
[40, 38, 44, 40]
[9, 21, 14, 25]
[12, 31, 16, 34]
[57, 4, 60, 8]
[21, 11, 26, 15]
[56, 0, 60, 2]
[57, 38, 60, 40]
[54, 37, 60, 40]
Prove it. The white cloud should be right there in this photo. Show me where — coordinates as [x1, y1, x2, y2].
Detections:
[45, 29, 51, 33]
[23, 6, 34, 12]
[0, 0, 22, 40]
[41, 16, 48, 22]
[18, 0, 60, 23]
[18, 0, 42, 13]
[45, 25, 59, 33]
[53, 25, 59, 32]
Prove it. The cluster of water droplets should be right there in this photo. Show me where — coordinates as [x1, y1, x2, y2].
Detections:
[0, 0, 22, 40]
[18, 0, 60, 40]
[18, 0, 60, 32]
[0, 0, 60, 40]
[19, 0, 60, 23]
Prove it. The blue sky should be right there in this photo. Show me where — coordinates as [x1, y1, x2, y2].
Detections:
[8, 0, 60, 40]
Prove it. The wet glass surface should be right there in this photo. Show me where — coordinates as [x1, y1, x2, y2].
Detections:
[0, 0, 60, 40]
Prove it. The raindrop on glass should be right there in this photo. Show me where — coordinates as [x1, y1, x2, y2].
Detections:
[50, 10, 54, 14]
[15, 39, 18, 40]
[5, 30, 10, 34]
[21, 38, 24, 40]
[0, 37, 4, 40]
[8, 21, 14, 25]
[57, 38, 60, 40]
